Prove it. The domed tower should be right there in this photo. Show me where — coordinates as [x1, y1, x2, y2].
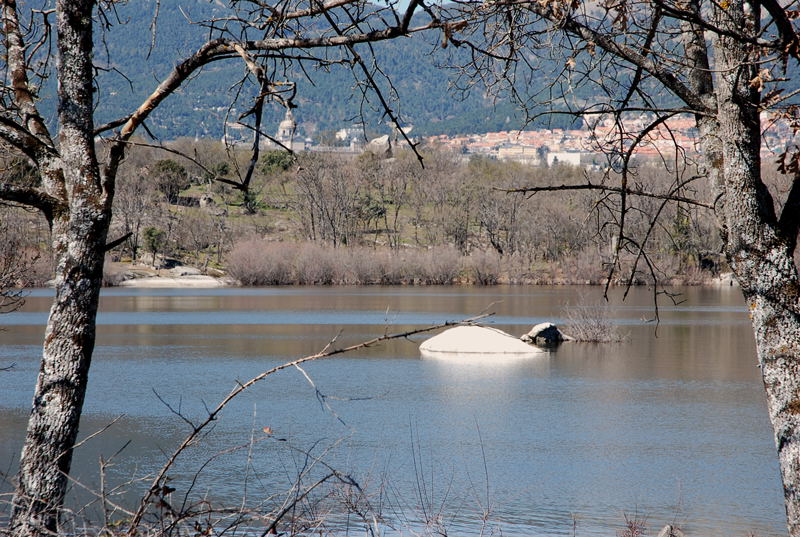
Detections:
[276, 108, 296, 150]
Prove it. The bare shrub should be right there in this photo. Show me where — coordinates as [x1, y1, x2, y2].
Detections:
[293, 242, 342, 285]
[0, 246, 30, 313]
[102, 257, 128, 287]
[340, 246, 388, 284]
[0, 211, 50, 310]
[466, 249, 502, 285]
[503, 253, 534, 284]
[0, 206, 51, 290]
[26, 253, 53, 287]
[227, 238, 293, 285]
[370, 249, 409, 284]
[174, 210, 216, 265]
[618, 512, 648, 537]
[415, 247, 463, 284]
[560, 248, 609, 284]
[562, 299, 624, 343]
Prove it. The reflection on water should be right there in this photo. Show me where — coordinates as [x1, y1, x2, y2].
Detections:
[0, 286, 784, 536]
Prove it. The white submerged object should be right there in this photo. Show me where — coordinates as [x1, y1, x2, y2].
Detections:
[419, 326, 547, 359]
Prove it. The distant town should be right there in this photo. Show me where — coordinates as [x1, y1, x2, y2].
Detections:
[258, 108, 796, 169]
[429, 113, 794, 166]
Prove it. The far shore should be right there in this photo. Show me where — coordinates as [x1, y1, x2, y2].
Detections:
[102, 262, 233, 289]
[103, 261, 739, 289]
[117, 275, 230, 288]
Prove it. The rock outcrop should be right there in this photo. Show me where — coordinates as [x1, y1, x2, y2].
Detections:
[520, 322, 572, 346]
[419, 326, 546, 358]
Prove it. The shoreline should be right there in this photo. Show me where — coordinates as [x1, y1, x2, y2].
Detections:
[116, 275, 230, 288]
[106, 262, 739, 289]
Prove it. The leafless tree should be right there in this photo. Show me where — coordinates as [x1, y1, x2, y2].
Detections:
[432, 0, 800, 533]
[174, 210, 216, 267]
[406, 149, 476, 251]
[293, 154, 369, 246]
[0, 1, 435, 535]
[112, 162, 162, 262]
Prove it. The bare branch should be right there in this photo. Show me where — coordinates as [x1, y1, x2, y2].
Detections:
[104, 232, 132, 252]
[0, 182, 65, 220]
[320, 8, 423, 164]
[0, 0, 53, 146]
[506, 182, 712, 209]
[103, 16, 434, 182]
[758, 0, 798, 61]
[280, 0, 369, 22]
[127, 312, 491, 532]
[0, 116, 56, 162]
[552, 10, 710, 114]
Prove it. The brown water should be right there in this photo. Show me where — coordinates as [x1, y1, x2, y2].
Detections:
[0, 285, 786, 536]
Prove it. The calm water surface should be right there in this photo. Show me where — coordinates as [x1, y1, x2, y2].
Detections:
[0, 286, 786, 536]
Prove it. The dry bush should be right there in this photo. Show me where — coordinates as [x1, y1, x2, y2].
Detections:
[466, 249, 502, 285]
[0, 249, 29, 313]
[373, 249, 408, 284]
[0, 208, 51, 299]
[618, 512, 648, 537]
[102, 257, 128, 287]
[562, 299, 624, 343]
[339, 247, 390, 284]
[406, 247, 463, 284]
[558, 248, 608, 284]
[227, 239, 472, 286]
[292, 242, 341, 284]
[502, 253, 537, 284]
[227, 238, 293, 285]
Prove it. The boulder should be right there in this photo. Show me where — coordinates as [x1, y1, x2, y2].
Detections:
[170, 265, 202, 277]
[520, 322, 572, 346]
[419, 326, 546, 359]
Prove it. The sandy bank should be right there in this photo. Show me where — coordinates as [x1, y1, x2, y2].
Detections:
[117, 275, 230, 288]
[105, 261, 232, 288]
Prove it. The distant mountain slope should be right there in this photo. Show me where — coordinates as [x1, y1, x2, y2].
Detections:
[83, 1, 586, 140]
[28, 1, 707, 140]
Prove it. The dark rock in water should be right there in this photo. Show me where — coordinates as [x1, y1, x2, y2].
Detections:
[520, 322, 572, 347]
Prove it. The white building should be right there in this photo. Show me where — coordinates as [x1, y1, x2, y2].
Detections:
[276, 109, 297, 149]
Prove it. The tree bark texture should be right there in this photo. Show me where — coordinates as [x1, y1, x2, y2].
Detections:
[10, 2, 110, 536]
[11, 215, 109, 537]
[712, 5, 800, 535]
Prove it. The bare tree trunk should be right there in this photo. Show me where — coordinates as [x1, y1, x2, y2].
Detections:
[719, 98, 800, 536]
[11, 214, 109, 536]
[679, 3, 800, 532]
[10, 2, 109, 535]
[745, 262, 800, 535]
[712, 7, 800, 534]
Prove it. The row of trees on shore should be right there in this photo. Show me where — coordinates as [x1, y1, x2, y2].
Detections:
[2, 142, 726, 286]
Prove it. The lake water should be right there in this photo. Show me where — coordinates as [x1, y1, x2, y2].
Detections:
[0, 286, 787, 536]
